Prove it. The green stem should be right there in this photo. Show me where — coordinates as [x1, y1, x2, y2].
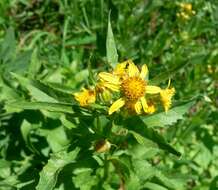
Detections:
[103, 154, 109, 181]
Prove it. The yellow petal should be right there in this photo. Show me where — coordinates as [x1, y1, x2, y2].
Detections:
[140, 97, 148, 112]
[109, 98, 125, 115]
[140, 64, 148, 79]
[146, 85, 161, 94]
[127, 62, 139, 77]
[147, 103, 156, 114]
[98, 72, 120, 85]
[74, 88, 96, 107]
[134, 101, 142, 114]
[103, 82, 120, 92]
[160, 87, 175, 112]
[113, 60, 130, 75]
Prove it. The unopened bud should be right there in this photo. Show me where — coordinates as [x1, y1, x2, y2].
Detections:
[95, 139, 111, 153]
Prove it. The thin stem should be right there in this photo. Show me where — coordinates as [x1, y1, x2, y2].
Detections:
[103, 154, 109, 181]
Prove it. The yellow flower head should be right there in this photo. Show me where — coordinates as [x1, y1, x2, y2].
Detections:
[177, 2, 196, 20]
[74, 88, 96, 107]
[180, 3, 193, 13]
[160, 81, 175, 112]
[98, 60, 161, 115]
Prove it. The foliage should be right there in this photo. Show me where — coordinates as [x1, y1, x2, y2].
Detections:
[0, 0, 218, 190]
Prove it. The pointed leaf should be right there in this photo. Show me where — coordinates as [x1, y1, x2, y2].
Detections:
[124, 117, 181, 156]
[36, 148, 80, 190]
[106, 12, 118, 68]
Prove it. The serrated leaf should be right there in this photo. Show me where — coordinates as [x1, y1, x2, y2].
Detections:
[72, 169, 98, 190]
[106, 13, 118, 68]
[142, 101, 194, 128]
[126, 173, 141, 190]
[36, 148, 80, 190]
[124, 117, 181, 156]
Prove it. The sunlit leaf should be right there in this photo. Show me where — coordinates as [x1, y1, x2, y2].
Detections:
[36, 148, 80, 190]
[124, 117, 181, 156]
[106, 12, 118, 68]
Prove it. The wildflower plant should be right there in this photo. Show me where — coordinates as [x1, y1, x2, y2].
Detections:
[3, 1, 217, 188]
[1, 19, 193, 190]
[62, 17, 194, 189]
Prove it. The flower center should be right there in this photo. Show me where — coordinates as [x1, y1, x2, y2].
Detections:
[121, 77, 146, 100]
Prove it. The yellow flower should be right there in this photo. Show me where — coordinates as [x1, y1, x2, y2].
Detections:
[180, 3, 195, 14]
[98, 60, 161, 115]
[74, 88, 96, 107]
[177, 3, 196, 20]
[113, 60, 135, 78]
[160, 81, 175, 112]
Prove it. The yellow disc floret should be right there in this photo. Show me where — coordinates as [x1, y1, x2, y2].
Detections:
[121, 76, 146, 101]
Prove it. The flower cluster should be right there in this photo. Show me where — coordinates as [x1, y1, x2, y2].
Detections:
[177, 3, 196, 20]
[74, 60, 175, 115]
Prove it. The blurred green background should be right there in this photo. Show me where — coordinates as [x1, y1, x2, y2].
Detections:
[0, 0, 217, 189]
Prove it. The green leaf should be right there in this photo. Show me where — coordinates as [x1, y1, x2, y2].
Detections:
[106, 12, 118, 68]
[12, 73, 74, 103]
[60, 115, 76, 129]
[128, 130, 157, 147]
[142, 182, 168, 190]
[126, 174, 141, 190]
[46, 126, 70, 152]
[6, 50, 32, 74]
[28, 48, 41, 77]
[0, 27, 16, 63]
[110, 157, 130, 180]
[132, 159, 156, 182]
[155, 171, 186, 190]
[5, 101, 74, 114]
[65, 35, 96, 46]
[124, 117, 181, 156]
[5, 101, 92, 117]
[210, 176, 218, 190]
[0, 159, 11, 179]
[36, 148, 80, 190]
[20, 119, 41, 154]
[72, 168, 98, 190]
[12, 73, 57, 103]
[142, 101, 194, 128]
